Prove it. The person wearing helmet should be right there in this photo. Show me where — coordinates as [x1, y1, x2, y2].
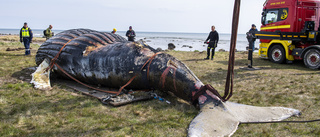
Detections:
[111, 28, 117, 34]
[126, 26, 136, 41]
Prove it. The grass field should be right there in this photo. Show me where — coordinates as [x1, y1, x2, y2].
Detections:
[0, 35, 319, 137]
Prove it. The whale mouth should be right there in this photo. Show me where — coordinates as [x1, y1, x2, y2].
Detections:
[188, 100, 300, 137]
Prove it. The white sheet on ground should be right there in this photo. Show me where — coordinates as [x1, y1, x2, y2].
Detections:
[30, 59, 52, 90]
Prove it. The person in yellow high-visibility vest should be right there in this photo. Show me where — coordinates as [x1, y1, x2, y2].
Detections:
[45, 25, 53, 40]
[19, 22, 33, 55]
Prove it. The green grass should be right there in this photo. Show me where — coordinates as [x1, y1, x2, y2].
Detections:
[0, 35, 319, 136]
[0, 35, 45, 43]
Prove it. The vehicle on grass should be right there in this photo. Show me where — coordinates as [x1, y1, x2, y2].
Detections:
[256, 0, 320, 69]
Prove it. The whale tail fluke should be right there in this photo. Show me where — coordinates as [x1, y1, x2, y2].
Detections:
[188, 101, 300, 137]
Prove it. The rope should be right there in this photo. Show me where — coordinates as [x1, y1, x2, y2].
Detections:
[43, 38, 132, 95]
[223, 0, 241, 101]
[141, 52, 163, 79]
[172, 68, 177, 93]
[241, 119, 320, 124]
[158, 66, 178, 93]
[54, 63, 120, 94]
[47, 44, 163, 96]
[118, 75, 137, 95]
[45, 39, 73, 72]
[192, 84, 226, 103]
[192, 0, 241, 103]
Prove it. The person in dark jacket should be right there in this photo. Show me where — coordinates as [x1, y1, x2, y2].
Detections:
[126, 26, 136, 41]
[204, 25, 219, 60]
[20, 22, 33, 55]
[246, 24, 258, 68]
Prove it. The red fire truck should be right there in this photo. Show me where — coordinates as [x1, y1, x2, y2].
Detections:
[256, 0, 320, 69]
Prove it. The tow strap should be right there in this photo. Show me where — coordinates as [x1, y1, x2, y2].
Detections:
[192, 0, 241, 103]
[44, 40, 166, 97]
[223, 0, 241, 101]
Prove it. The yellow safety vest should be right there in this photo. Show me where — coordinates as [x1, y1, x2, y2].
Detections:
[22, 28, 30, 37]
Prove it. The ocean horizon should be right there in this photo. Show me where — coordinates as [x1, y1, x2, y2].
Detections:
[0, 28, 256, 51]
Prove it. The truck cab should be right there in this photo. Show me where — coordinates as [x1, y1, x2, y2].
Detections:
[257, 0, 320, 69]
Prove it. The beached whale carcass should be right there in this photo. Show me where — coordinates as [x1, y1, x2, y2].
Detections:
[31, 29, 300, 136]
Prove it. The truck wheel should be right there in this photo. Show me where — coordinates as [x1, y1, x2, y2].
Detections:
[268, 45, 285, 63]
[303, 49, 320, 69]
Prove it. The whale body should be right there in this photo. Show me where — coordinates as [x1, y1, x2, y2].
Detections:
[32, 29, 300, 136]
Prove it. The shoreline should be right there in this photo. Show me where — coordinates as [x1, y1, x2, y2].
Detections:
[0, 33, 258, 52]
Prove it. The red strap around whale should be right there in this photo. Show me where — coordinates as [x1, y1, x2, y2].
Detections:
[45, 38, 229, 103]
[46, 48, 163, 96]
[45, 39, 73, 72]
[118, 52, 164, 94]
[192, 84, 226, 104]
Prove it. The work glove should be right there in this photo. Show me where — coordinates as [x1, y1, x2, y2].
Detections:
[20, 39, 23, 43]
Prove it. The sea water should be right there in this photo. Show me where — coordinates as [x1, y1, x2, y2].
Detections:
[0, 29, 257, 51]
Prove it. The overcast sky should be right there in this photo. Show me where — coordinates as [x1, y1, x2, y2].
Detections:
[0, 0, 266, 34]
